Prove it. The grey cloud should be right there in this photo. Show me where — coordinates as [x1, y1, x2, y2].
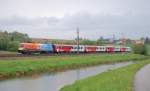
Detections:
[0, 0, 150, 39]
[0, 11, 150, 39]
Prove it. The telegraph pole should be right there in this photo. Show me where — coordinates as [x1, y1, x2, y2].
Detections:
[77, 27, 80, 54]
[113, 34, 115, 44]
[121, 33, 126, 46]
[76, 28, 80, 91]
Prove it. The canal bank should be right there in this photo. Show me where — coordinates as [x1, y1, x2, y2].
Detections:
[134, 63, 150, 91]
[0, 62, 133, 91]
[60, 60, 150, 91]
[0, 54, 147, 80]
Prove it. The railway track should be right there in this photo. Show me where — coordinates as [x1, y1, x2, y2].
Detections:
[0, 52, 124, 59]
[0, 52, 102, 58]
[0, 54, 32, 58]
[0, 53, 60, 58]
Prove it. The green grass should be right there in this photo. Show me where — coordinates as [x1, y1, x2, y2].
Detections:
[0, 51, 17, 54]
[0, 53, 147, 79]
[60, 59, 150, 91]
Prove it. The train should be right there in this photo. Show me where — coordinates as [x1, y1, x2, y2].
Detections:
[18, 43, 131, 54]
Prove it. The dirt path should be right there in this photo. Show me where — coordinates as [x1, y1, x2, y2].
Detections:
[134, 64, 150, 91]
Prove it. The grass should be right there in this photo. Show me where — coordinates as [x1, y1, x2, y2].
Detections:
[0, 51, 17, 54]
[60, 59, 150, 91]
[0, 53, 147, 79]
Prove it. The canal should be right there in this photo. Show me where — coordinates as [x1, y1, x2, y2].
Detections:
[0, 61, 133, 91]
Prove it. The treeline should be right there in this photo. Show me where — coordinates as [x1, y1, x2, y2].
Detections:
[144, 37, 150, 44]
[0, 31, 31, 51]
[32, 37, 112, 45]
[80, 39, 109, 45]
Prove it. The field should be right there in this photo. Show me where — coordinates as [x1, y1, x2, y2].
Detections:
[0, 53, 147, 79]
[60, 59, 150, 91]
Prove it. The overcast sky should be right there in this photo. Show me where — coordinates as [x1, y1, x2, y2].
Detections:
[0, 0, 150, 40]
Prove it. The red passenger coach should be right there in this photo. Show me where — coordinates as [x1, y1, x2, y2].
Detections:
[106, 46, 114, 52]
[120, 47, 126, 52]
[85, 46, 97, 53]
[54, 44, 73, 53]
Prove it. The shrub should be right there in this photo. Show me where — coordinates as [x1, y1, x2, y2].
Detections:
[8, 41, 19, 52]
[132, 44, 147, 55]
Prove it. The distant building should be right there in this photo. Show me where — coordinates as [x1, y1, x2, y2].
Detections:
[132, 40, 145, 45]
[116, 38, 126, 45]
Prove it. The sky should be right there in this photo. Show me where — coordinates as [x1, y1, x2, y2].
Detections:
[0, 0, 150, 40]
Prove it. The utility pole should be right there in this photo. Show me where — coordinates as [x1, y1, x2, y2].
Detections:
[113, 34, 115, 44]
[77, 27, 80, 54]
[121, 33, 126, 46]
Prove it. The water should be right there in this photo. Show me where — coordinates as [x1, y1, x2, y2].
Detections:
[0, 61, 133, 91]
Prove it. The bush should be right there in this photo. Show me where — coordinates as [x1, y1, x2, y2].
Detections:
[144, 45, 150, 55]
[8, 41, 19, 52]
[132, 44, 147, 55]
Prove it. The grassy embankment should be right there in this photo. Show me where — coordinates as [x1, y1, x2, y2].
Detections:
[0, 53, 147, 79]
[0, 51, 17, 54]
[60, 59, 150, 91]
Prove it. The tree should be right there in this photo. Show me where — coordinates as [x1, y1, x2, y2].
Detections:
[8, 41, 19, 51]
[145, 37, 150, 44]
[0, 32, 10, 50]
[132, 44, 147, 55]
[10, 31, 31, 42]
[80, 39, 96, 45]
[96, 36, 108, 45]
[0, 30, 31, 51]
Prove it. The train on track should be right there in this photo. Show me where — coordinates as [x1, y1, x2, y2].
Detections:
[18, 43, 131, 54]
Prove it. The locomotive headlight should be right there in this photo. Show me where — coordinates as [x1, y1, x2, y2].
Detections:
[19, 48, 24, 50]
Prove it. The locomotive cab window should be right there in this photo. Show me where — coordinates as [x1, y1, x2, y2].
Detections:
[20, 44, 24, 47]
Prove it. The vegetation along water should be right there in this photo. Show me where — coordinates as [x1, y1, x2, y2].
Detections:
[0, 53, 147, 80]
[60, 59, 150, 91]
